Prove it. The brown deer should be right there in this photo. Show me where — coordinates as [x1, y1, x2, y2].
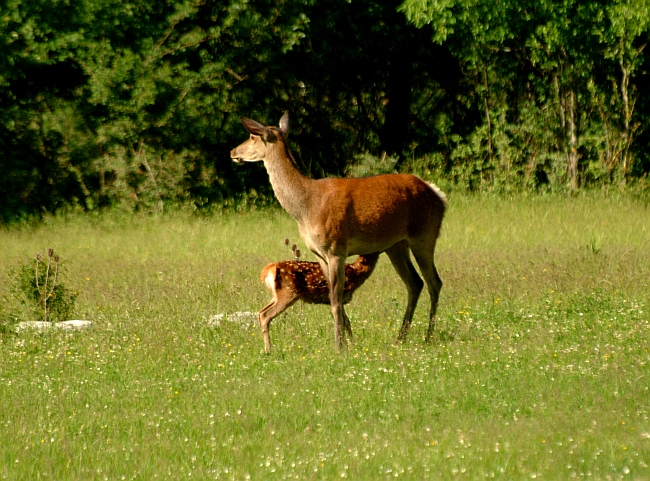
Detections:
[258, 253, 380, 352]
[231, 112, 447, 348]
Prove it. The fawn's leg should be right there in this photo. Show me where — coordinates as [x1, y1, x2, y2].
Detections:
[257, 292, 297, 353]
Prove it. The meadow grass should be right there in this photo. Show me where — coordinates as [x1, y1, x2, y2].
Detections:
[0, 193, 649, 480]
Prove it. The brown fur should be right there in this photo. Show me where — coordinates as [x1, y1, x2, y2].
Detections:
[257, 254, 380, 352]
[232, 112, 446, 348]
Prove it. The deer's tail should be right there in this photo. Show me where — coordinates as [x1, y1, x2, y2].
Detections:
[427, 182, 448, 208]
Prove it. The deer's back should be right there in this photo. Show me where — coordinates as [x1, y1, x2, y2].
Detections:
[305, 174, 446, 254]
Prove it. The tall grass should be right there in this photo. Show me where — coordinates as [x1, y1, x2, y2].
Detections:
[1, 194, 649, 480]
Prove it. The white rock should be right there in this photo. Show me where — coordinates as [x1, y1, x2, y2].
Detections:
[15, 321, 52, 332]
[207, 311, 257, 328]
[15, 320, 93, 332]
[56, 320, 93, 330]
[227, 311, 257, 324]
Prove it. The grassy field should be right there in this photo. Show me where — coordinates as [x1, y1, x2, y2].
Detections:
[1, 193, 649, 480]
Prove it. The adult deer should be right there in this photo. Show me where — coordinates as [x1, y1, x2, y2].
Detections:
[231, 112, 447, 348]
[258, 253, 380, 353]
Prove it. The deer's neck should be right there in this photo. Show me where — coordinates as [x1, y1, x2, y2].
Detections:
[265, 144, 314, 222]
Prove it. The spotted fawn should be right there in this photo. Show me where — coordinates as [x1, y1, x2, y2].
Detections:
[257, 253, 380, 352]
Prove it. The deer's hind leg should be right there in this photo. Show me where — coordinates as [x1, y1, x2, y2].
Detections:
[411, 242, 443, 342]
[385, 241, 424, 342]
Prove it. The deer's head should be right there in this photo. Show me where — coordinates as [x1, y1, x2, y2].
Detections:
[230, 112, 289, 163]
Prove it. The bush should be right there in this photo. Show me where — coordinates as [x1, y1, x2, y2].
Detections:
[4, 249, 77, 325]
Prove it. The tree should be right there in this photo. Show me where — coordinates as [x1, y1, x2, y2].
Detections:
[594, 0, 649, 180]
[400, 0, 650, 190]
[0, 0, 315, 220]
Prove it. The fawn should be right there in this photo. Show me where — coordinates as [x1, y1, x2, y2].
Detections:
[258, 253, 380, 352]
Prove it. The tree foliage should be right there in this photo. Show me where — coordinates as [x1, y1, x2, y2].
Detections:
[1, 0, 649, 222]
[401, 0, 650, 189]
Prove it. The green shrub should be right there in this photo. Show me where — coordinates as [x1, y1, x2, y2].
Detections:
[345, 152, 399, 177]
[5, 249, 77, 325]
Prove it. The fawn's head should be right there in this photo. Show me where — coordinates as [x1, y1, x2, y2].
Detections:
[230, 112, 289, 163]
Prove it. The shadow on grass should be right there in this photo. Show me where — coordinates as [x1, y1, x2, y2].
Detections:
[424, 326, 456, 345]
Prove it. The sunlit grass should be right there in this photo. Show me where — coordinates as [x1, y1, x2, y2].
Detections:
[1, 194, 649, 480]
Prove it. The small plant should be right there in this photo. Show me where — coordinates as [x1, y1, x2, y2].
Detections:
[283, 238, 301, 260]
[0, 303, 10, 334]
[587, 239, 602, 255]
[36, 249, 59, 322]
[7, 248, 77, 324]
[284, 238, 291, 258]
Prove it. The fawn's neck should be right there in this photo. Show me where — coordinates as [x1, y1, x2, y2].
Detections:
[353, 253, 381, 279]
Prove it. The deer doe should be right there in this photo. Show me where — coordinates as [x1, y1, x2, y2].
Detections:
[258, 253, 380, 353]
[231, 112, 447, 348]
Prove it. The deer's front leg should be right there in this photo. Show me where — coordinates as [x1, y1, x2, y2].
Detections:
[343, 311, 354, 343]
[326, 255, 347, 349]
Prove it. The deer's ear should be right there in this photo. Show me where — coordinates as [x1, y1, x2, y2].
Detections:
[241, 117, 269, 137]
[279, 111, 290, 137]
[241, 117, 279, 143]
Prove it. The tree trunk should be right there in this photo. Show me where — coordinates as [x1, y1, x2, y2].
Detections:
[482, 62, 494, 162]
[619, 58, 636, 179]
[566, 90, 579, 190]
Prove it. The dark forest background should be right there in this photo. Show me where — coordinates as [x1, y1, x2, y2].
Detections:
[1, 0, 649, 222]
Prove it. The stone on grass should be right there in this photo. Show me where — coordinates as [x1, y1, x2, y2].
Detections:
[15, 320, 93, 332]
[56, 320, 93, 330]
[207, 311, 257, 329]
[15, 321, 52, 332]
